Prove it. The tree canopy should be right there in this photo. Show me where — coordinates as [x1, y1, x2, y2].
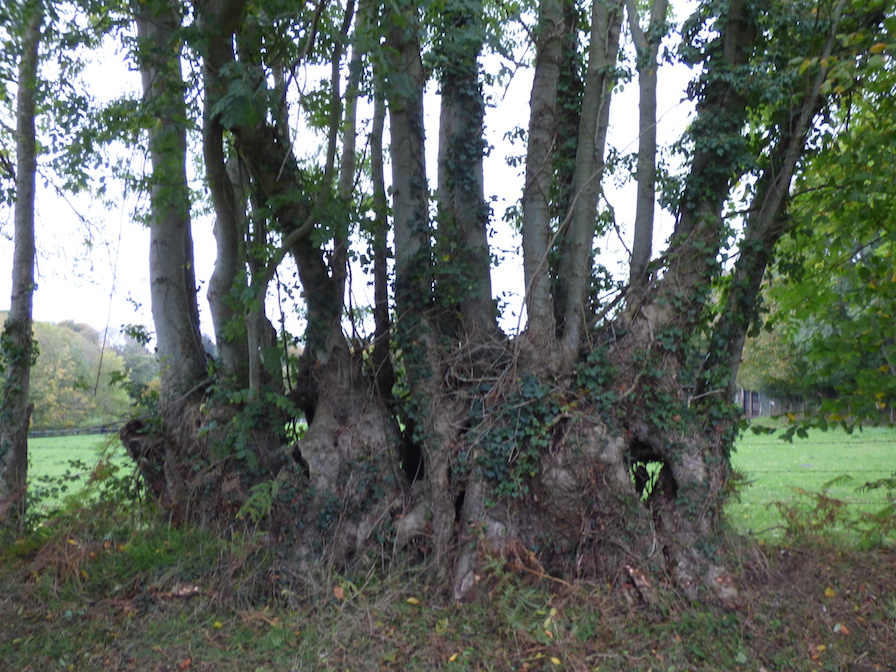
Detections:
[738, 43, 896, 424]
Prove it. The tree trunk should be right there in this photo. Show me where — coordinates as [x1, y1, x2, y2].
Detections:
[199, 0, 250, 388]
[0, 2, 41, 527]
[626, 0, 668, 290]
[135, 0, 209, 402]
[434, 0, 498, 339]
[382, 1, 431, 314]
[520, 0, 564, 353]
[114, 0, 886, 604]
[555, 0, 623, 362]
[644, 0, 757, 330]
[369, 79, 395, 397]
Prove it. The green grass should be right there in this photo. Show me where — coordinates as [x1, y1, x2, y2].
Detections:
[28, 433, 131, 511]
[727, 424, 896, 545]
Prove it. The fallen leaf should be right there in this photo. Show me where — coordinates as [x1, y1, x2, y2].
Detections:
[824, 587, 836, 597]
[333, 585, 345, 600]
[550, 657, 561, 665]
[448, 653, 458, 662]
[406, 597, 420, 605]
[178, 659, 192, 670]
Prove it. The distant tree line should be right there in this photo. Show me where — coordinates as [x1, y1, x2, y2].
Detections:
[0, 313, 158, 430]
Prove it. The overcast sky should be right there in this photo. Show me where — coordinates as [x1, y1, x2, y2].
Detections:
[0, 7, 696, 344]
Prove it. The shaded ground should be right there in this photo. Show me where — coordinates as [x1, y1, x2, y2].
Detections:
[1, 515, 894, 672]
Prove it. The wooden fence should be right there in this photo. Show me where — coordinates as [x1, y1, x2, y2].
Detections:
[28, 424, 123, 439]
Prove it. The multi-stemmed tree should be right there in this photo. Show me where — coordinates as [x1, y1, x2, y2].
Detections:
[3, 0, 888, 596]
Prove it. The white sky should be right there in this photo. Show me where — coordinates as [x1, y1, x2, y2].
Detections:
[0, 5, 697, 344]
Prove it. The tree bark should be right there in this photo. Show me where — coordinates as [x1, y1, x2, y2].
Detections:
[626, 0, 668, 290]
[434, 0, 499, 339]
[382, 0, 431, 316]
[0, 2, 41, 527]
[198, 0, 251, 388]
[556, 0, 623, 361]
[369, 78, 395, 397]
[520, 0, 564, 350]
[643, 0, 756, 333]
[136, 0, 209, 402]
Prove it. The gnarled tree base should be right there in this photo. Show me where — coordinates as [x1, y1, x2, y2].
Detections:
[121, 341, 739, 604]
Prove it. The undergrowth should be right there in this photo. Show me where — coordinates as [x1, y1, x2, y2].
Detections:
[775, 473, 896, 550]
[2, 461, 896, 671]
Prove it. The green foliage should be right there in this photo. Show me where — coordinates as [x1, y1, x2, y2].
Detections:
[760, 28, 896, 421]
[468, 374, 559, 499]
[574, 348, 617, 415]
[737, 317, 807, 399]
[237, 478, 281, 524]
[205, 384, 298, 472]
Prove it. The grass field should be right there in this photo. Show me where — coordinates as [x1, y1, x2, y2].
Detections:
[728, 424, 896, 545]
[28, 434, 130, 510]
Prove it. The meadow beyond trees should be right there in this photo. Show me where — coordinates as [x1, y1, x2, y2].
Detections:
[1, 0, 893, 601]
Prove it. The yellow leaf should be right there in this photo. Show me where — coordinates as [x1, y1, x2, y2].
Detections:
[870, 42, 887, 53]
[448, 653, 458, 662]
[550, 657, 561, 665]
[879, 365, 890, 373]
[787, 412, 796, 422]
[213, 621, 223, 629]
[406, 597, 421, 605]
[544, 629, 554, 639]
[825, 587, 836, 597]
[67, 539, 78, 546]
[817, 644, 827, 652]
